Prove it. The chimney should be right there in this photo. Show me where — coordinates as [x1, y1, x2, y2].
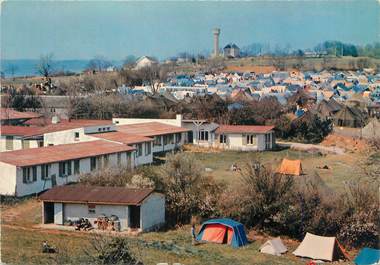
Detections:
[51, 115, 60, 124]
[213, 28, 221, 57]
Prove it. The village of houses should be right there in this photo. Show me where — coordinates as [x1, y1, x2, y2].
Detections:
[0, 23, 379, 264]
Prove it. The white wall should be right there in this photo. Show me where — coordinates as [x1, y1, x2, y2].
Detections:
[63, 203, 129, 230]
[2, 151, 134, 197]
[0, 136, 41, 152]
[0, 162, 17, 195]
[151, 133, 186, 153]
[113, 114, 182, 127]
[54, 203, 63, 225]
[44, 128, 97, 146]
[213, 132, 275, 151]
[133, 142, 153, 166]
[140, 193, 165, 231]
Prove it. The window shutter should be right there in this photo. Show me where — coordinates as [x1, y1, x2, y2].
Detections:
[41, 165, 45, 180]
[22, 168, 27, 183]
[68, 161, 72, 175]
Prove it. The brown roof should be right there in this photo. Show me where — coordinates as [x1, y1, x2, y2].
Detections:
[117, 122, 189, 137]
[0, 108, 41, 121]
[92, 131, 153, 145]
[0, 125, 43, 137]
[216, 125, 274, 134]
[23, 119, 114, 137]
[0, 140, 134, 167]
[39, 185, 154, 205]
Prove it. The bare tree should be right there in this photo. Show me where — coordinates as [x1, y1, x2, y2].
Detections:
[37, 53, 55, 79]
[87, 56, 112, 72]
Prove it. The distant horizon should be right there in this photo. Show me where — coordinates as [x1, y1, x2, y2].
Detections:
[1, 1, 378, 61]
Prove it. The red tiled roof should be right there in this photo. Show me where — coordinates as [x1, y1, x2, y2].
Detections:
[0, 108, 41, 121]
[0, 125, 43, 136]
[39, 185, 154, 205]
[92, 131, 153, 145]
[216, 125, 274, 134]
[117, 122, 189, 137]
[0, 140, 134, 167]
[23, 119, 114, 137]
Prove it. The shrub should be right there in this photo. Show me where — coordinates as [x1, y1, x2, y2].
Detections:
[159, 152, 223, 225]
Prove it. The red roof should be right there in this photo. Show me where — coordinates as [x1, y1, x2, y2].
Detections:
[216, 125, 274, 134]
[0, 108, 41, 121]
[92, 131, 153, 145]
[117, 122, 189, 137]
[39, 185, 154, 205]
[0, 125, 43, 136]
[23, 119, 114, 137]
[0, 140, 134, 167]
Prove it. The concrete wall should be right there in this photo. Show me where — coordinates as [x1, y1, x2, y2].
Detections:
[62, 203, 129, 230]
[54, 203, 63, 225]
[1, 151, 134, 197]
[0, 136, 41, 152]
[140, 193, 165, 231]
[113, 114, 182, 127]
[0, 162, 17, 195]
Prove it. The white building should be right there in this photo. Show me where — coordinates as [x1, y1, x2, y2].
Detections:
[39, 185, 165, 232]
[134, 56, 159, 70]
[0, 140, 135, 197]
[0, 126, 43, 152]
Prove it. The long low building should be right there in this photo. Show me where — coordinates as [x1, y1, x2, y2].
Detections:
[0, 141, 135, 197]
[39, 185, 165, 232]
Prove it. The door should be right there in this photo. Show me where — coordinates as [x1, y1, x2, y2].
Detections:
[44, 202, 54, 223]
[129, 206, 140, 229]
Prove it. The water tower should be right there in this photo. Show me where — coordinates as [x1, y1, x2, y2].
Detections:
[213, 28, 221, 57]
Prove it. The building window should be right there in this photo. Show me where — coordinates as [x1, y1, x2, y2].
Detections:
[137, 144, 143, 157]
[163, 135, 168, 145]
[198, 130, 209, 141]
[67, 161, 72, 175]
[117, 153, 121, 165]
[22, 140, 30, 149]
[41, 164, 50, 180]
[169, 134, 174, 144]
[103, 155, 109, 167]
[220, 134, 227, 144]
[5, 136, 13, 150]
[175, 133, 181, 144]
[22, 166, 36, 183]
[90, 157, 97, 170]
[74, 132, 80, 140]
[154, 136, 161, 146]
[245, 134, 256, 145]
[145, 142, 151, 156]
[88, 204, 96, 214]
[74, 160, 80, 174]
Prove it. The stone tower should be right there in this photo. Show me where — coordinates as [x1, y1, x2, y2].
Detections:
[213, 28, 221, 57]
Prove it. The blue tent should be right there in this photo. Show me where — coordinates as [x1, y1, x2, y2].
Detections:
[354, 248, 380, 265]
[196, 218, 248, 248]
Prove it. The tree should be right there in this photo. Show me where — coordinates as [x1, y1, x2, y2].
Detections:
[123, 55, 137, 68]
[36, 53, 55, 79]
[87, 56, 112, 72]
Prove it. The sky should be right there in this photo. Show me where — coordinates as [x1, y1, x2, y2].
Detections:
[1, 0, 379, 60]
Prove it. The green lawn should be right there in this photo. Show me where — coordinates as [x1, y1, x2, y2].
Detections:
[194, 149, 363, 191]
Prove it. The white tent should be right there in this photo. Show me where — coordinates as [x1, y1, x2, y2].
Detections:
[260, 237, 287, 256]
[293, 232, 348, 262]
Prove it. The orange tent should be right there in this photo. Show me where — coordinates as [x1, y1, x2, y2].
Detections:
[277, 158, 303, 176]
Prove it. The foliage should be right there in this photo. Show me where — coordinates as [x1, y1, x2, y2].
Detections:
[159, 152, 224, 225]
[236, 161, 294, 229]
[86, 236, 142, 265]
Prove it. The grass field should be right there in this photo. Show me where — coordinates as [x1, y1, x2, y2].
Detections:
[192, 149, 363, 191]
[0, 148, 365, 264]
[1, 199, 356, 265]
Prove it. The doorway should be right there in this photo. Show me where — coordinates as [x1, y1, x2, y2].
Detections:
[43, 202, 54, 224]
[129, 206, 140, 229]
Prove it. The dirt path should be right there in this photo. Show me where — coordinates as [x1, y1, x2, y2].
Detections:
[277, 141, 346, 155]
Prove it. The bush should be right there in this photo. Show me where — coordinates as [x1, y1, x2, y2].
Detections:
[159, 152, 223, 225]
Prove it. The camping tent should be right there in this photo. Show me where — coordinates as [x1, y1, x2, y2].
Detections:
[196, 218, 248, 248]
[354, 248, 380, 265]
[260, 237, 287, 256]
[293, 233, 348, 262]
[277, 158, 303, 176]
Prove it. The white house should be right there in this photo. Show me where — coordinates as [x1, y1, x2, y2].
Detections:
[0, 140, 135, 197]
[214, 125, 275, 151]
[39, 185, 165, 232]
[0, 126, 43, 152]
[134, 56, 159, 70]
